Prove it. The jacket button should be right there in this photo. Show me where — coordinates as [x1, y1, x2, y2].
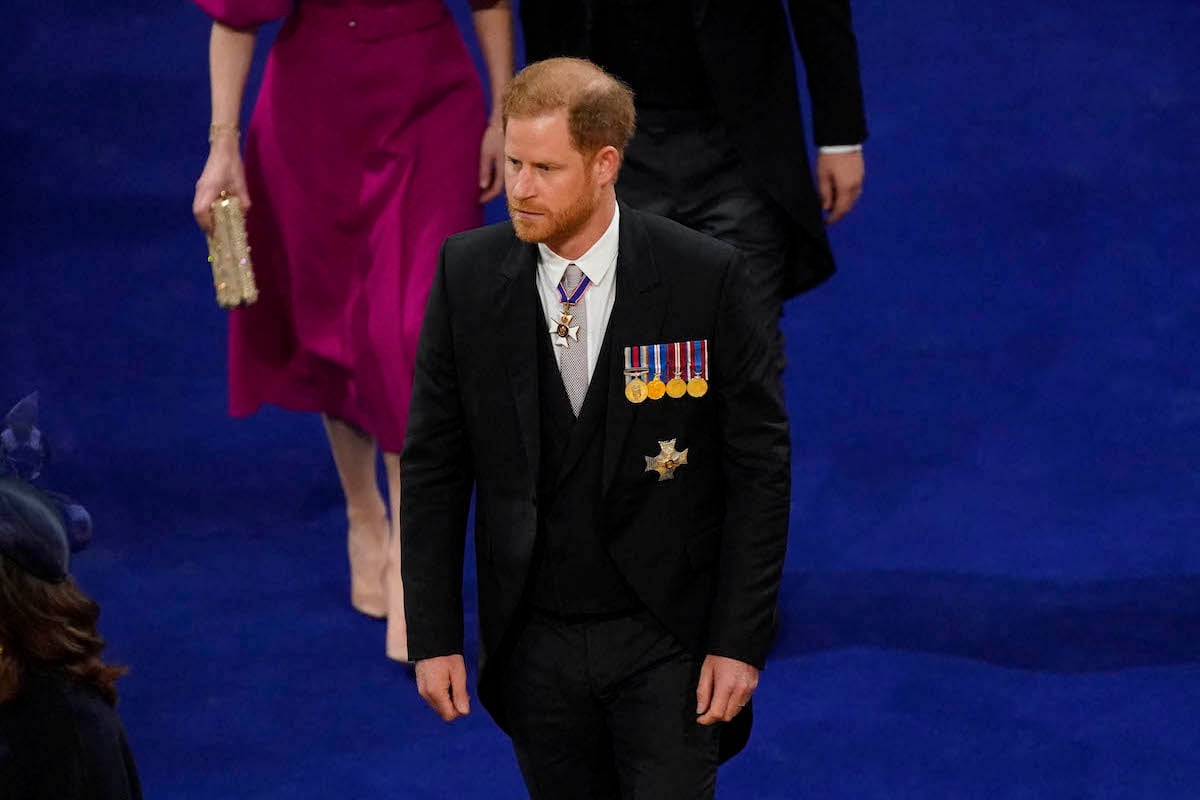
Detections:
[347, 19, 357, 27]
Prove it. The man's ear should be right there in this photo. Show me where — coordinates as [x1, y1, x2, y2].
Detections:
[593, 145, 621, 187]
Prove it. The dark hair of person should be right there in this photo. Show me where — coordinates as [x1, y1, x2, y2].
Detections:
[502, 57, 637, 155]
[0, 555, 127, 706]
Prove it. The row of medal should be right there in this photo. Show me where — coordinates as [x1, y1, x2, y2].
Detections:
[623, 340, 709, 404]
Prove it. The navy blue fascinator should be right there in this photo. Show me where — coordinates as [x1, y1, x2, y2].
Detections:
[0, 477, 71, 583]
[0, 393, 92, 581]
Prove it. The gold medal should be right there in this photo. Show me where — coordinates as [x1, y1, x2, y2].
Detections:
[682, 340, 709, 399]
[625, 378, 648, 404]
[645, 343, 666, 400]
[666, 341, 688, 398]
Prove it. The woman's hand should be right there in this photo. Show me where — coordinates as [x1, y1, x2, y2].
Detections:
[478, 121, 505, 203]
[193, 138, 250, 233]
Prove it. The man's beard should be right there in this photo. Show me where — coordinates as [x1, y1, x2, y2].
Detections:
[509, 183, 598, 249]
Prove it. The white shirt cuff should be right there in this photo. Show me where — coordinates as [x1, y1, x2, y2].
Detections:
[818, 144, 864, 154]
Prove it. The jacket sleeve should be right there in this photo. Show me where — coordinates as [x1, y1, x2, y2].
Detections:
[400, 240, 475, 660]
[707, 251, 792, 669]
[789, 0, 869, 146]
[193, 0, 293, 29]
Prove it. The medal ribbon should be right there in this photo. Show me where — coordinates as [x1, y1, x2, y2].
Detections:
[556, 275, 591, 307]
[651, 343, 664, 379]
[623, 344, 646, 384]
[692, 339, 707, 380]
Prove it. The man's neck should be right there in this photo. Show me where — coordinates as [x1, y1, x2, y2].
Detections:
[547, 194, 618, 261]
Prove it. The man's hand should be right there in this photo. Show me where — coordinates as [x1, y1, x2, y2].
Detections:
[415, 654, 471, 722]
[695, 654, 758, 725]
[816, 150, 865, 225]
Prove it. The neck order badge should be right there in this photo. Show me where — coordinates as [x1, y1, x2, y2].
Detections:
[551, 268, 590, 349]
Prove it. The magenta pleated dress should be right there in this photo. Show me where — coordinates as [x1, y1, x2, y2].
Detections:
[195, 0, 486, 452]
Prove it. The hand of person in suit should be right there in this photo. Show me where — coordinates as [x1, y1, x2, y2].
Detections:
[695, 654, 759, 725]
[415, 654, 472, 721]
[816, 150, 865, 225]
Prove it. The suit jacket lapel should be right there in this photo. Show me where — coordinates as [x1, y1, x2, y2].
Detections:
[494, 238, 541, 481]
[602, 208, 667, 497]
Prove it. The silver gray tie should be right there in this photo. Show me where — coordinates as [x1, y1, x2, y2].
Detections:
[558, 263, 589, 416]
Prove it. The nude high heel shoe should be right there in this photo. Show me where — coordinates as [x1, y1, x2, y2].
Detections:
[324, 416, 389, 618]
[347, 509, 389, 618]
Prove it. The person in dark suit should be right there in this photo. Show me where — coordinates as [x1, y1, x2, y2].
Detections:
[0, 477, 142, 800]
[520, 0, 868, 357]
[402, 57, 791, 798]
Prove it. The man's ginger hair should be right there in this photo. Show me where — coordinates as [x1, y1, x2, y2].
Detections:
[501, 57, 636, 155]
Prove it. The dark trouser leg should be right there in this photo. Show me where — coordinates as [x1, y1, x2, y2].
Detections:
[502, 614, 620, 800]
[601, 616, 721, 799]
[617, 110, 791, 373]
[501, 611, 720, 800]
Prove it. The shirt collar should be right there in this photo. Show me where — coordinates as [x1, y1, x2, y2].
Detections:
[536, 204, 621, 288]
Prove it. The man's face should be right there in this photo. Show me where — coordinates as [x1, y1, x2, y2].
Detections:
[505, 111, 601, 251]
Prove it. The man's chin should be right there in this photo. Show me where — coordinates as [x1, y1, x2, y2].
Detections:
[512, 218, 546, 243]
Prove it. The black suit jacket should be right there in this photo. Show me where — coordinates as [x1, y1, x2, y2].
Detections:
[520, 0, 869, 296]
[401, 207, 791, 759]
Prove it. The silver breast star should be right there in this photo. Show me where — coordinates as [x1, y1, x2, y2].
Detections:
[645, 438, 689, 481]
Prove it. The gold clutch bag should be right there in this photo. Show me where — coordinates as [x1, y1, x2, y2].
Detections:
[206, 192, 259, 309]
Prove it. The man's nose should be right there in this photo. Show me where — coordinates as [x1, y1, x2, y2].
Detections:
[510, 167, 534, 199]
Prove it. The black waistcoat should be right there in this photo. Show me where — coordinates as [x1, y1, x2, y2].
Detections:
[527, 313, 640, 615]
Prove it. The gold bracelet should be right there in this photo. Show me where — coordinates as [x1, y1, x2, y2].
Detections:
[208, 123, 241, 143]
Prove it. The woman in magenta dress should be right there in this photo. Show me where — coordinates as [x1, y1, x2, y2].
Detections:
[191, 0, 512, 662]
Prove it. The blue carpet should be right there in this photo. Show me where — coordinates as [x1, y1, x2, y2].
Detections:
[2, 0, 1198, 797]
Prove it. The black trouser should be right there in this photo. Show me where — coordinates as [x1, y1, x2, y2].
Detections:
[501, 609, 721, 800]
[617, 108, 792, 371]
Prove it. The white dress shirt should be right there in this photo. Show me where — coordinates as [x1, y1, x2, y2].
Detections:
[536, 204, 620, 382]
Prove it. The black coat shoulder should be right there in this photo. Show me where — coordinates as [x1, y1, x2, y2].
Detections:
[441, 220, 520, 265]
[626, 207, 738, 262]
[0, 669, 142, 800]
[620, 207, 742, 300]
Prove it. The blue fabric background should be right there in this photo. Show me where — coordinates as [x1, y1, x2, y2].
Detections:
[1, 0, 1197, 796]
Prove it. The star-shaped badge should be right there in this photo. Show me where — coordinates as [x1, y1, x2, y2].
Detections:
[644, 438, 688, 481]
[550, 315, 580, 348]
